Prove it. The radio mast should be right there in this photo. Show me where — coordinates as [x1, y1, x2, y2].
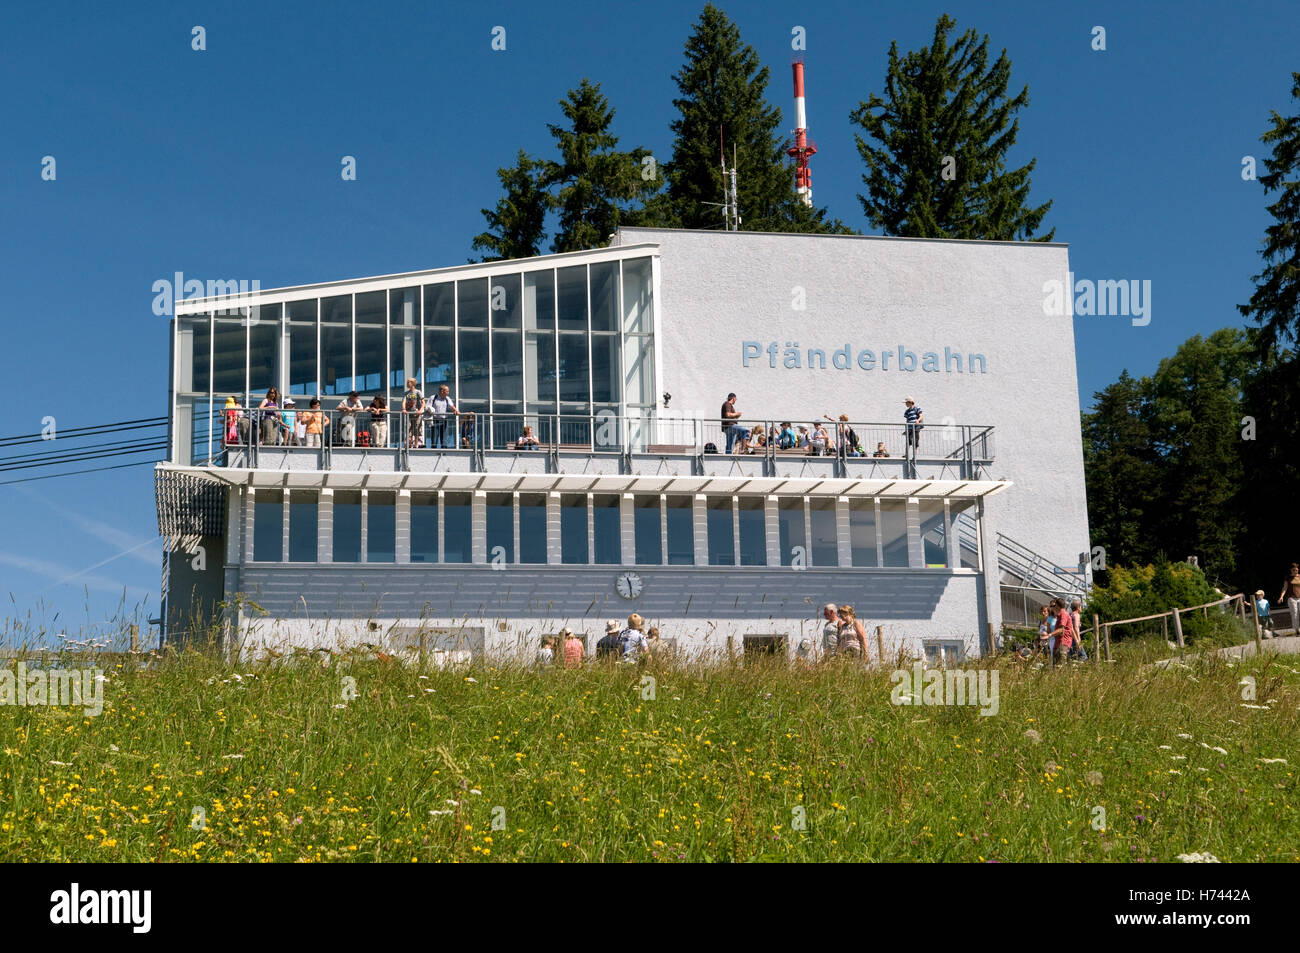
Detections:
[788, 59, 816, 207]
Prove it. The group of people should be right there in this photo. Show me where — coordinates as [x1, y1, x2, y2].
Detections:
[223, 381, 480, 450]
[817, 603, 871, 661]
[1253, 562, 1300, 637]
[536, 615, 669, 667]
[720, 392, 924, 458]
[1026, 597, 1087, 663]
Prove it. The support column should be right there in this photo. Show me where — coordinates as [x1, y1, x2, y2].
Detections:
[242, 489, 256, 564]
[976, 496, 1003, 654]
[546, 492, 562, 565]
[281, 489, 290, 562]
[731, 496, 740, 566]
[396, 490, 411, 563]
[437, 490, 445, 563]
[906, 498, 923, 569]
[359, 489, 369, 563]
[471, 490, 487, 564]
[620, 493, 635, 566]
[693, 494, 709, 566]
[764, 495, 781, 567]
[512, 491, 521, 565]
[317, 488, 333, 563]
[836, 495, 851, 567]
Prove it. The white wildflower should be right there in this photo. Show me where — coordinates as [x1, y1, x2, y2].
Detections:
[1176, 852, 1221, 863]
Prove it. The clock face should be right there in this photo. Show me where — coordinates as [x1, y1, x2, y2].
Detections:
[616, 572, 643, 599]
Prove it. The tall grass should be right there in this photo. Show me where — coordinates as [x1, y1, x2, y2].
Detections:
[1, 640, 1296, 862]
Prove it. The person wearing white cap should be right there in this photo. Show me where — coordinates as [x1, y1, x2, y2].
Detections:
[820, 603, 840, 659]
[903, 396, 923, 452]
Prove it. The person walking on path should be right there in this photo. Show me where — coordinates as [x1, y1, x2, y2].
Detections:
[1279, 563, 1300, 634]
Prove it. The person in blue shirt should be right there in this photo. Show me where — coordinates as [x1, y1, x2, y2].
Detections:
[1255, 590, 1273, 637]
[903, 396, 924, 451]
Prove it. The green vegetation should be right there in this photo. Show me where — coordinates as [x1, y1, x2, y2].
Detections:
[2, 644, 1295, 862]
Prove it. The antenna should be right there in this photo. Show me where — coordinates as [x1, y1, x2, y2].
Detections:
[788, 59, 817, 207]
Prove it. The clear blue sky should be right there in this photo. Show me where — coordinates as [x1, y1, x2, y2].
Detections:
[0, 0, 1294, 638]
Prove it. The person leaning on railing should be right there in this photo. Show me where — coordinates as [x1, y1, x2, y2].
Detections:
[258, 387, 282, 445]
[335, 391, 363, 447]
[367, 395, 388, 448]
[459, 411, 477, 449]
[402, 378, 425, 448]
[426, 384, 458, 449]
[515, 425, 541, 450]
[300, 399, 323, 448]
[223, 396, 249, 446]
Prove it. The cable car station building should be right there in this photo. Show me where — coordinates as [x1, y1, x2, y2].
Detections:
[156, 227, 1091, 664]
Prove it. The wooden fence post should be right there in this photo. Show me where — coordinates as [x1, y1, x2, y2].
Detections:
[129, 624, 139, 654]
[1171, 607, 1185, 649]
[1161, 615, 1168, 643]
[1103, 623, 1112, 662]
[1092, 614, 1100, 663]
[876, 625, 884, 664]
[1250, 595, 1262, 654]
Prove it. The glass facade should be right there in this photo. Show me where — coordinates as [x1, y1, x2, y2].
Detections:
[172, 254, 656, 465]
[242, 490, 983, 572]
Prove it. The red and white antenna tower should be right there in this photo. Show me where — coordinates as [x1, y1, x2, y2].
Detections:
[788, 59, 817, 207]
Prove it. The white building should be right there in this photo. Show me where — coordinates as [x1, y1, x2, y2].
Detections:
[156, 227, 1089, 664]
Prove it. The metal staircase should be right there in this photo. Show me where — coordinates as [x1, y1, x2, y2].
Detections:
[950, 512, 1090, 612]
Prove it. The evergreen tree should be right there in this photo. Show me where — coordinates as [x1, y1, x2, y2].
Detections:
[1239, 71, 1300, 353]
[1082, 371, 1160, 570]
[544, 78, 653, 253]
[656, 4, 847, 233]
[850, 14, 1053, 240]
[1146, 330, 1250, 584]
[471, 150, 549, 262]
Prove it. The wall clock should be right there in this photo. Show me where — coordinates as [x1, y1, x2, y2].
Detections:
[615, 572, 643, 599]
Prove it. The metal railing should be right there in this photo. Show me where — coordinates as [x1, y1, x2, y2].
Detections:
[214, 407, 997, 475]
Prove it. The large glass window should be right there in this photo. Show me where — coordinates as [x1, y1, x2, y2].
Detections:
[590, 261, 618, 332]
[355, 323, 385, 395]
[443, 492, 472, 563]
[561, 494, 588, 564]
[458, 277, 488, 330]
[707, 497, 735, 566]
[634, 496, 662, 565]
[389, 287, 420, 402]
[920, 501, 948, 568]
[458, 329, 489, 401]
[492, 329, 523, 403]
[485, 492, 513, 564]
[519, 493, 547, 564]
[849, 499, 878, 567]
[556, 265, 587, 331]
[368, 491, 396, 563]
[424, 327, 453, 391]
[665, 497, 694, 566]
[622, 258, 652, 334]
[810, 499, 839, 567]
[424, 282, 454, 327]
[738, 497, 766, 566]
[558, 333, 590, 405]
[591, 335, 620, 404]
[524, 269, 555, 331]
[593, 495, 620, 564]
[490, 273, 521, 329]
[249, 312, 281, 397]
[212, 319, 245, 398]
[526, 332, 557, 407]
[410, 491, 438, 563]
[288, 491, 317, 562]
[880, 500, 910, 568]
[778, 498, 806, 567]
[253, 493, 283, 562]
[287, 300, 317, 396]
[950, 500, 980, 569]
[321, 296, 351, 397]
[332, 491, 362, 563]
[179, 315, 211, 394]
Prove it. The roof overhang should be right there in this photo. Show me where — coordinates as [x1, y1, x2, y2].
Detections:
[156, 464, 1012, 500]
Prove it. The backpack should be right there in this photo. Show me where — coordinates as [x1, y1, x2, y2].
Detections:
[703, 442, 718, 454]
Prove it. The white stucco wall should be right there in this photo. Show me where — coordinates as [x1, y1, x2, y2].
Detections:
[614, 227, 1089, 572]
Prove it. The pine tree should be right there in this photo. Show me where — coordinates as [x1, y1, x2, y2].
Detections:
[544, 78, 653, 253]
[1239, 71, 1300, 353]
[471, 150, 549, 262]
[850, 14, 1053, 240]
[1082, 371, 1160, 570]
[656, 4, 847, 233]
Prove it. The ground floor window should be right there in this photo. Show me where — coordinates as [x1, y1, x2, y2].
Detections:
[665, 496, 693, 565]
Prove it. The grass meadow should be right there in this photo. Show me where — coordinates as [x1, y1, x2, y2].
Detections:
[1, 642, 1296, 862]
